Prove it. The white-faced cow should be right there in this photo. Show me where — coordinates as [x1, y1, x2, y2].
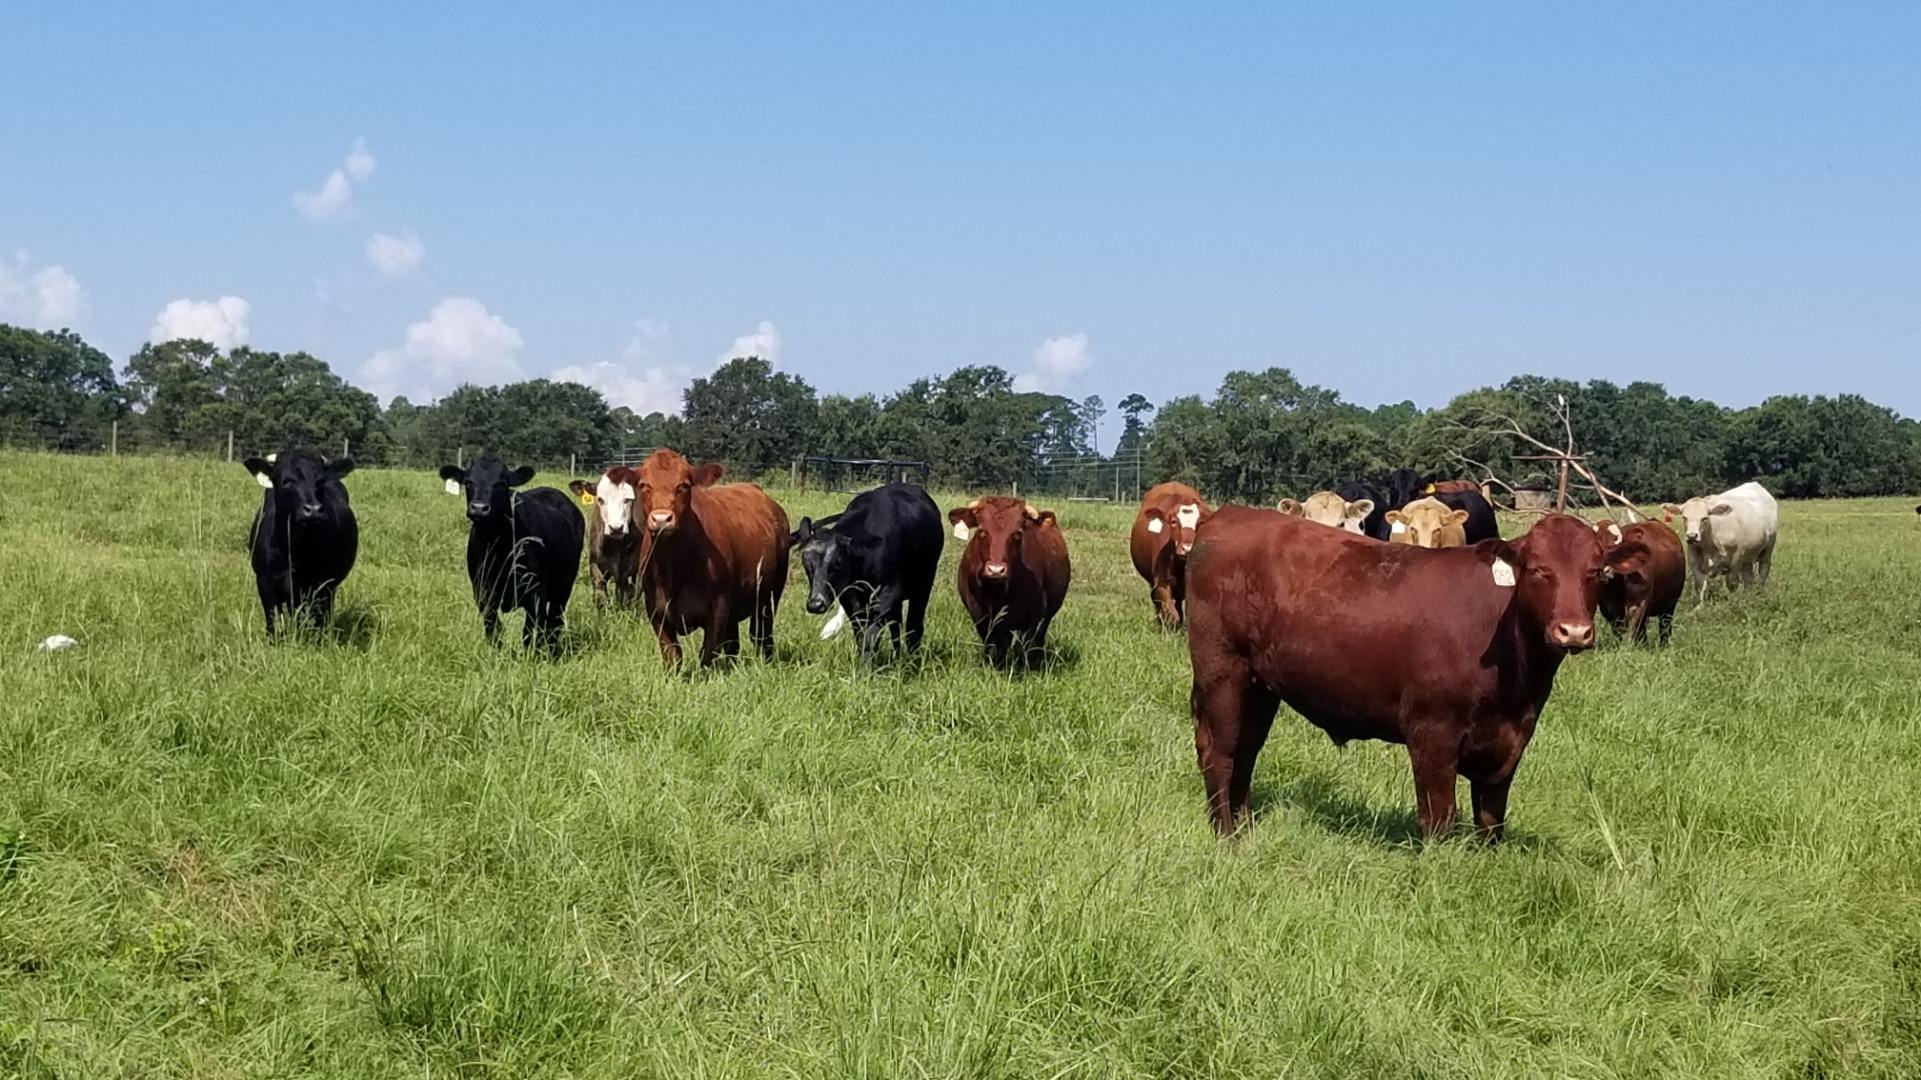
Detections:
[242, 449, 358, 637]
[1282, 491, 1376, 535]
[568, 472, 640, 607]
[1662, 481, 1779, 605]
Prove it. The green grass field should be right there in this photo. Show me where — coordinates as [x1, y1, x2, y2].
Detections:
[3, 449, 1920, 1078]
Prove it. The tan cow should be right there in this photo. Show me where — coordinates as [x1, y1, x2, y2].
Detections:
[1385, 496, 1469, 548]
[1280, 491, 1375, 534]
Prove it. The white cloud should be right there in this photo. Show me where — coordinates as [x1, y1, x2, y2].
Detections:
[0, 253, 87, 329]
[552, 320, 691, 415]
[345, 137, 376, 181]
[150, 296, 251, 351]
[294, 137, 376, 221]
[1013, 332, 1093, 393]
[717, 319, 781, 365]
[362, 297, 525, 402]
[365, 230, 424, 277]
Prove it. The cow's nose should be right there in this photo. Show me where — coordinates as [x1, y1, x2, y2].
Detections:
[1174, 539, 1192, 555]
[983, 561, 1009, 579]
[805, 595, 831, 614]
[467, 502, 491, 517]
[1551, 622, 1595, 650]
[648, 511, 675, 531]
[606, 519, 626, 534]
[298, 502, 324, 519]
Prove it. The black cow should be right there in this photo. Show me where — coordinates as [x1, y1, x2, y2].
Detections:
[1380, 468, 1430, 514]
[242, 449, 358, 637]
[1336, 481, 1391, 541]
[438, 457, 584, 653]
[792, 482, 944, 663]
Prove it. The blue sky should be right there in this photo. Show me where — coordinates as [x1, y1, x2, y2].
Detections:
[3, 4, 1916, 437]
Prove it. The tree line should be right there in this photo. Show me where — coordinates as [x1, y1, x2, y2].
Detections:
[3, 321, 1917, 502]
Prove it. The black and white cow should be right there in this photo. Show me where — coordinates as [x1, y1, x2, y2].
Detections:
[568, 471, 640, 607]
[791, 482, 944, 662]
[242, 449, 359, 637]
[438, 456, 584, 653]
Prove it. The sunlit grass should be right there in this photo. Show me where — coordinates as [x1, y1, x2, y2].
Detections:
[2, 450, 1920, 1077]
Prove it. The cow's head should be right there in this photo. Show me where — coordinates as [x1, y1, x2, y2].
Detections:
[630, 449, 724, 536]
[1480, 514, 1650, 653]
[791, 517, 869, 615]
[1381, 468, 1428, 510]
[571, 470, 637, 536]
[245, 450, 353, 525]
[1142, 500, 1207, 555]
[1660, 496, 1728, 545]
[1591, 519, 1653, 588]
[439, 456, 534, 523]
[1384, 497, 1467, 548]
[949, 496, 1056, 584]
[1297, 491, 1374, 534]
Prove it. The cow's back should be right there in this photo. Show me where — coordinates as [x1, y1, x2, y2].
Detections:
[1027, 516, 1072, 617]
[1713, 482, 1779, 554]
[514, 488, 586, 594]
[1189, 507, 1512, 741]
[693, 483, 790, 599]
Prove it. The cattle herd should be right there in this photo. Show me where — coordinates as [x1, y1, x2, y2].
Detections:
[242, 449, 1786, 841]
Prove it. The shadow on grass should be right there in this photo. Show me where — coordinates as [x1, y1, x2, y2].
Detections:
[1250, 768, 1554, 852]
[324, 605, 380, 650]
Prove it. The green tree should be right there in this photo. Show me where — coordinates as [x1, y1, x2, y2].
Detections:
[681, 357, 818, 471]
[0, 325, 123, 450]
[124, 338, 224, 447]
[1116, 393, 1154, 456]
[815, 393, 884, 459]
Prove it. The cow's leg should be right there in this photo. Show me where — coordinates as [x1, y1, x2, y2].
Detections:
[902, 587, 930, 654]
[1625, 600, 1649, 644]
[1658, 612, 1674, 646]
[1469, 775, 1513, 844]
[1227, 685, 1279, 829]
[1191, 674, 1261, 836]
[654, 619, 682, 667]
[482, 607, 502, 647]
[1407, 736, 1461, 840]
[699, 600, 736, 667]
[750, 589, 777, 661]
[856, 587, 901, 664]
[1150, 579, 1180, 629]
[521, 605, 539, 650]
[1757, 543, 1775, 587]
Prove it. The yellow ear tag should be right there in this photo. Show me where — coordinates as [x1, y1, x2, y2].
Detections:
[580, 493, 596, 506]
[1424, 483, 1435, 494]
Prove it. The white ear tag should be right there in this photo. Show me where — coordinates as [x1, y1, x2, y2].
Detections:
[953, 521, 971, 541]
[1491, 558, 1516, 587]
[255, 472, 273, 489]
[1146, 517, 1164, 534]
[819, 607, 848, 640]
[444, 478, 462, 496]
[1390, 521, 1407, 534]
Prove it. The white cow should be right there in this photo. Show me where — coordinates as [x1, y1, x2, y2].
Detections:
[1662, 481, 1778, 605]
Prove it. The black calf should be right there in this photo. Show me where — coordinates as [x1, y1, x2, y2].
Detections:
[439, 457, 583, 653]
[243, 449, 358, 637]
[792, 482, 943, 663]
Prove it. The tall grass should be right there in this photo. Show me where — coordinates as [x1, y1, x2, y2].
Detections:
[2, 450, 1920, 1077]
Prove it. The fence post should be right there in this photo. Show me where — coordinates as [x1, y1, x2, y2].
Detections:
[344, 437, 350, 459]
[457, 446, 464, 467]
[110, 420, 118, 457]
[226, 430, 234, 462]
[569, 453, 576, 476]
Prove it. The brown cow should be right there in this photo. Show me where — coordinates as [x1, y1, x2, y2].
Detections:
[1592, 518, 1684, 645]
[1385, 496, 1469, 548]
[568, 473, 640, 607]
[1426, 479, 1481, 495]
[1128, 482, 1211, 628]
[1186, 511, 1648, 840]
[948, 496, 1071, 666]
[618, 449, 789, 667]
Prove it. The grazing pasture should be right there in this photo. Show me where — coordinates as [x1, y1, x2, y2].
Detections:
[3, 449, 1921, 1077]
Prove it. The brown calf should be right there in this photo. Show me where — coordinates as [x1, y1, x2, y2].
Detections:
[618, 449, 789, 667]
[1186, 511, 1648, 840]
[1593, 519, 1684, 645]
[948, 496, 1071, 666]
[1128, 482, 1211, 628]
[568, 473, 640, 607]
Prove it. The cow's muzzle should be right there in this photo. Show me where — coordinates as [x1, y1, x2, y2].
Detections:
[805, 594, 832, 615]
[1548, 621, 1595, 652]
[982, 561, 1009, 579]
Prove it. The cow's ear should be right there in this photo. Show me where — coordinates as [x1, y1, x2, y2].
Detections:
[947, 506, 977, 541]
[691, 463, 725, 487]
[506, 465, 536, 486]
[1708, 502, 1733, 516]
[1347, 498, 1374, 519]
[438, 465, 466, 482]
[1661, 502, 1684, 517]
[326, 458, 355, 478]
[1446, 509, 1469, 527]
[1384, 510, 1408, 526]
[1277, 498, 1304, 516]
[792, 517, 814, 546]
[1034, 510, 1058, 528]
[1475, 536, 1526, 568]
[243, 457, 273, 488]
[1594, 520, 1624, 546]
[1605, 540, 1652, 581]
[1143, 509, 1166, 535]
[568, 480, 590, 497]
